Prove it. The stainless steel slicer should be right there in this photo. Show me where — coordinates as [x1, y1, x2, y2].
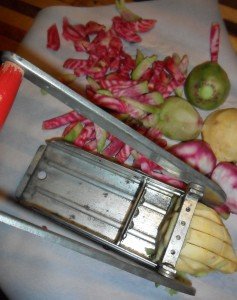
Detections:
[0, 51, 227, 296]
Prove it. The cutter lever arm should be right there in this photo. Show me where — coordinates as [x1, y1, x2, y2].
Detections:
[0, 51, 226, 207]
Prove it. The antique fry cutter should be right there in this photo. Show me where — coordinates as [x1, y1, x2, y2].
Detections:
[0, 51, 227, 296]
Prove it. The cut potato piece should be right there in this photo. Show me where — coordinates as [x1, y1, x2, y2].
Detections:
[181, 243, 237, 273]
[186, 229, 237, 263]
[190, 215, 232, 244]
[193, 202, 222, 224]
[176, 257, 196, 275]
[180, 255, 212, 276]
[154, 202, 237, 276]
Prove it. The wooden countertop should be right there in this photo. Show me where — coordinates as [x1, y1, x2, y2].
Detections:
[0, 0, 236, 53]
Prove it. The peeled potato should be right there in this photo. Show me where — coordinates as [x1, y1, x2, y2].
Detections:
[202, 108, 237, 162]
[155, 203, 237, 275]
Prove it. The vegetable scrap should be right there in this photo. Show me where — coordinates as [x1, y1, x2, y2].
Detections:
[211, 162, 237, 217]
[42, 111, 86, 129]
[210, 23, 220, 62]
[47, 24, 60, 51]
[169, 140, 217, 175]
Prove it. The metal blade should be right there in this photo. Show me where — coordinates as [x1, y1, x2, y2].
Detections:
[0, 210, 195, 295]
[0, 51, 226, 206]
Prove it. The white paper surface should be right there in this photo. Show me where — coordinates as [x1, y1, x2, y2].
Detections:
[1, 0, 237, 299]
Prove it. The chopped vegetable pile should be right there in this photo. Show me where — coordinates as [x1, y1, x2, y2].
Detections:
[43, 0, 237, 217]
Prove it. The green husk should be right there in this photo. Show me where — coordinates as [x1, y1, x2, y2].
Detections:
[86, 76, 101, 91]
[97, 89, 113, 96]
[155, 96, 203, 141]
[135, 49, 145, 66]
[131, 55, 157, 80]
[115, 0, 141, 21]
[64, 122, 83, 142]
[121, 96, 159, 114]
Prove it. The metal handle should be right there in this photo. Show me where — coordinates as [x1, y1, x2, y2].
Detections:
[0, 210, 196, 295]
[158, 183, 204, 278]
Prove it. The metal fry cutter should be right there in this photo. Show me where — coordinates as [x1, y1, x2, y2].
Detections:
[0, 52, 227, 296]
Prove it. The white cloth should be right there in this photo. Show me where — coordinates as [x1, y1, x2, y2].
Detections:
[0, 0, 237, 299]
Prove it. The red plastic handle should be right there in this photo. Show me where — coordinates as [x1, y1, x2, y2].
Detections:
[0, 61, 24, 129]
